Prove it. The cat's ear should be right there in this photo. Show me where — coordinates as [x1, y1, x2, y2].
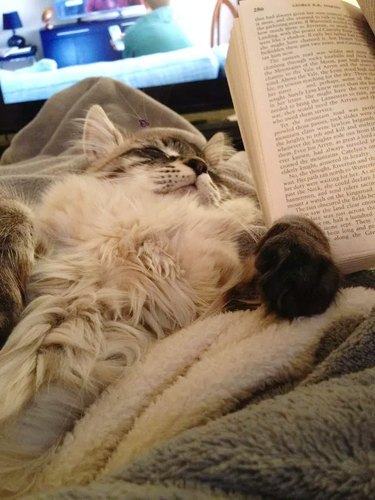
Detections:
[83, 105, 124, 160]
[204, 132, 235, 166]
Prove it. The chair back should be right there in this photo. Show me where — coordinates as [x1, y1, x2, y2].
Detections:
[210, 0, 238, 47]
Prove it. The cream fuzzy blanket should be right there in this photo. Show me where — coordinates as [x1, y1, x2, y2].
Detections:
[1, 78, 374, 499]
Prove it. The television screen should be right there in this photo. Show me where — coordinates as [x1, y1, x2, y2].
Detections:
[0, 0, 236, 123]
[54, 0, 144, 21]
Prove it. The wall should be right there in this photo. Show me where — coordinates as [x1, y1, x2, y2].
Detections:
[0, 1, 237, 58]
[172, 0, 237, 47]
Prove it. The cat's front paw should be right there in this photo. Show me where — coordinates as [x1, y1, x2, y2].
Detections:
[255, 216, 340, 320]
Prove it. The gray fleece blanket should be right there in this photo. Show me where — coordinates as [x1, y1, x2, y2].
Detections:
[1, 78, 374, 499]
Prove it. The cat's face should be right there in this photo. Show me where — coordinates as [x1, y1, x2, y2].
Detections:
[82, 105, 235, 205]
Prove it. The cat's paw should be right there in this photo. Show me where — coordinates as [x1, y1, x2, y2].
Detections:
[0, 200, 35, 345]
[254, 216, 340, 320]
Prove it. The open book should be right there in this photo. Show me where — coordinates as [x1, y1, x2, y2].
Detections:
[226, 0, 375, 273]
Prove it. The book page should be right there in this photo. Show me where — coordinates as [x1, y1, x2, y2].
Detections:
[232, 0, 375, 272]
[226, 22, 268, 208]
[357, 0, 375, 33]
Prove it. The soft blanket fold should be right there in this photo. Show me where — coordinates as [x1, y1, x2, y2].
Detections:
[0, 77, 374, 499]
[29, 288, 375, 498]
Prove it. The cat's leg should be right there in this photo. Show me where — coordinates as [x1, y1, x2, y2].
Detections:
[0, 191, 35, 345]
[254, 215, 341, 319]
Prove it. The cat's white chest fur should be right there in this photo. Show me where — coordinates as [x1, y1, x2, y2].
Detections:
[31, 175, 253, 333]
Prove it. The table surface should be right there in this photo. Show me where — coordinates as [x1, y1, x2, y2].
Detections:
[0, 45, 37, 61]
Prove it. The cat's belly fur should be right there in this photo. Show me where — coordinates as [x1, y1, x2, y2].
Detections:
[29, 175, 258, 333]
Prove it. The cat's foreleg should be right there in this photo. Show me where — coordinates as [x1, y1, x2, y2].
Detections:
[0, 191, 36, 345]
[217, 197, 266, 312]
[221, 200, 340, 318]
[254, 215, 341, 319]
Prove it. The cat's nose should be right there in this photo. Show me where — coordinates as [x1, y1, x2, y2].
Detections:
[184, 157, 208, 176]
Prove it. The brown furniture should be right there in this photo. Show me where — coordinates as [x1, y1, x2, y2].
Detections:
[210, 0, 238, 47]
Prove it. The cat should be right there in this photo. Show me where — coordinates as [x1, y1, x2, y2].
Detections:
[0, 105, 340, 496]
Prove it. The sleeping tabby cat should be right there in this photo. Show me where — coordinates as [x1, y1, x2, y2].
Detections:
[0, 105, 340, 496]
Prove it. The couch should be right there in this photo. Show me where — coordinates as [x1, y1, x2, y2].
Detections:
[0, 45, 228, 105]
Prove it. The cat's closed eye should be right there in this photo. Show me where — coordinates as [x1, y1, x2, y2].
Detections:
[122, 146, 170, 163]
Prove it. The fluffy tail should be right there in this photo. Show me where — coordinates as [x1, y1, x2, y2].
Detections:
[0, 301, 57, 425]
[0, 292, 148, 496]
[0, 294, 104, 426]
[0, 386, 90, 498]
